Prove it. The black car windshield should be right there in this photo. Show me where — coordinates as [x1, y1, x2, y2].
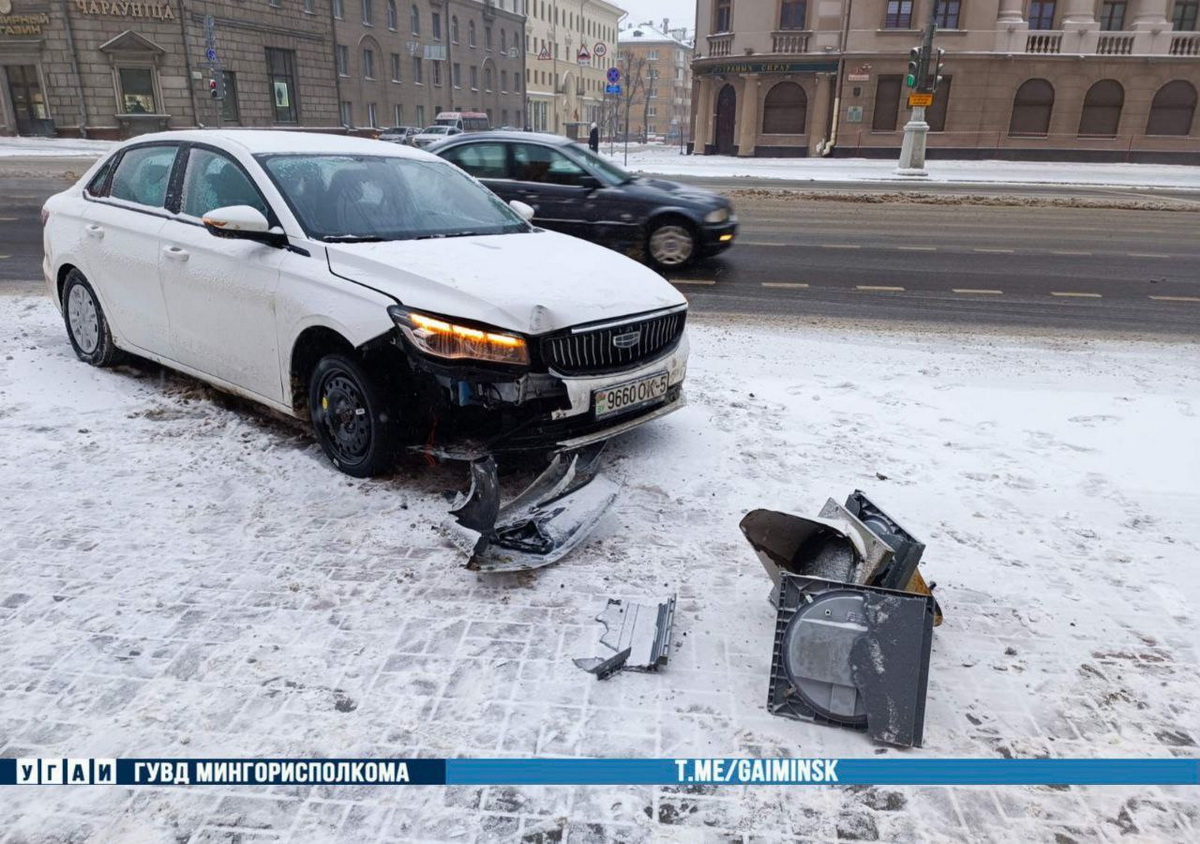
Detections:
[258, 153, 529, 241]
[571, 145, 635, 185]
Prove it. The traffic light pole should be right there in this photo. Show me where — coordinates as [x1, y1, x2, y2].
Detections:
[896, 22, 937, 177]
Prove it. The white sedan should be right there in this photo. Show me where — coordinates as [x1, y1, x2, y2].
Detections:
[42, 130, 689, 477]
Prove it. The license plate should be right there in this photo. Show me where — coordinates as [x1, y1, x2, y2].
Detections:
[593, 372, 669, 420]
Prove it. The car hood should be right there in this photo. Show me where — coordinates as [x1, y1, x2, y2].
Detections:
[324, 229, 686, 335]
[627, 176, 729, 208]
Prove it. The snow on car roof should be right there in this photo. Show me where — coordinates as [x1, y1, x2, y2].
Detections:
[110, 129, 438, 160]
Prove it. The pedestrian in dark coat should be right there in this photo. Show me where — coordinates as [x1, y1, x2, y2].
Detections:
[588, 122, 600, 153]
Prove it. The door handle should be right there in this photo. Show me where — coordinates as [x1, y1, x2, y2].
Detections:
[162, 245, 189, 262]
[85, 224, 104, 239]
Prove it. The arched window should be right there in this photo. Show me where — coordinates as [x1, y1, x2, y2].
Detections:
[469, 20, 477, 47]
[1078, 80, 1123, 137]
[1008, 78, 1054, 136]
[451, 15, 459, 42]
[1146, 80, 1197, 136]
[386, 0, 396, 30]
[761, 81, 807, 134]
[410, 4, 420, 35]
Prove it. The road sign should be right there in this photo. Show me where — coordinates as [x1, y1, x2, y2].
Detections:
[205, 47, 218, 63]
[576, 46, 591, 64]
[537, 46, 551, 61]
[605, 84, 620, 95]
[606, 67, 620, 84]
[908, 92, 934, 107]
[594, 42, 608, 58]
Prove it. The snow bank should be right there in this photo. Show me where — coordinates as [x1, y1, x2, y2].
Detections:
[0, 137, 118, 158]
[1, 295, 1197, 839]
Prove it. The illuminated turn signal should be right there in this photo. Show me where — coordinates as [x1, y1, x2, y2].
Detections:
[394, 309, 530, 365]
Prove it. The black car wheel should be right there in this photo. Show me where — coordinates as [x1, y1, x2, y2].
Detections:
[308, 352, 398, 478]
[62, 269, 124, 367]
[646, 218, 696, 269]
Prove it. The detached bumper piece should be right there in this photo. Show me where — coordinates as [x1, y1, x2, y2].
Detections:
[574, 596, 676, 680]
[447, 442, 619, 573]
[740, 491, 940, 748]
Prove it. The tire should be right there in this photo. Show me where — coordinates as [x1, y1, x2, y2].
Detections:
[646, 218, 697, 270]
[61, 269, 124, 367]
[308, 352, 399, 478]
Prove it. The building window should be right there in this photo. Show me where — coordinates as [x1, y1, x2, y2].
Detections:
[762, 81, 807, 134]
[1098, 1, 1127, 30]
[362, 0, 372, 25]
[501, 30, 507, 53]
[266, 48, 298, 124]
[336, 45, 349, 76]
[386, 0, 397, 29]
[304, 0, 314, 13]
[1009, 78, 1055, 136]
[411, 4, 420, 34]
[391, 53, 401, 81]
[483, 67, 491, 91]
[394, 104, 403, 125]
[433, 11, 442, 39]
[714, 0, 732, 33]
[416, 105, 425, 126]
[1028, 1, 1057, 30]
[452, 15, 459, 42]
[469, 20, 476, 47]
[368, 103, 378, 127]
[486, 26, 493, 50]
[884, 1, 914, 28]
[454, 63, 462, 87]
[118, 67, 156, 114]
[220, 71, 240, 122]
[1078, 79, 1123, 136]
[872, 75, 902, 131]
[412, 56, 423, 83]
[363, 49, 375, 79]
[333, 0, 344, 18]
[779, 0, 806, 30]
[1146, 80, 1197, 135]
[433, 61, 442, 86]
[1176, 1, 1200, 30]
[340, 100, 353, 126]
[932, 1, 961, 29]
[501, 70, 508, 91]
[926, 76, 952, 131]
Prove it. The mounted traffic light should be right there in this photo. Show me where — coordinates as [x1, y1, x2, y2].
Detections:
[928, 48, 945, 92]
[906, 47, 922, 89]
[208, 72, 225, 100]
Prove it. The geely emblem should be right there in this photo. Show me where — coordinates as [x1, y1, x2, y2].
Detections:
[612, 330, 641, 349]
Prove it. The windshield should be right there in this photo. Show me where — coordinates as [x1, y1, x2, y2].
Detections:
[425, 126, 451, 134]
[259, 154, 529, 242]
[571, 145, 634, 186]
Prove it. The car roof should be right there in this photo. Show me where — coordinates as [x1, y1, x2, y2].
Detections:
[432, 130, 571, 146]
[107, 129, 438, 160]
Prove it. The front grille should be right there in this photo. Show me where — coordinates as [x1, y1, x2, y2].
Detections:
[542, 309, 686, 376]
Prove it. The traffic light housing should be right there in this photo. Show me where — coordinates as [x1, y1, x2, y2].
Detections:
[208, 72, 225, 100]
[929, 48, 945, 92]
[906, 47, 921, 89]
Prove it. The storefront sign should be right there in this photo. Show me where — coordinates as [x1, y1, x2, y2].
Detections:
[73, 0, 176, 19]
[696, 60, 838, 76]
[0, 12, 50, 36]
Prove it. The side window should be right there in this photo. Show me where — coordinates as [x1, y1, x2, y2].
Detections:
[109, 145, 178, 208]
[442, 143, 509, 179]
[180, 148, 269, 219]
[512, 144, 587, 186]
[85, 158, 114, 197]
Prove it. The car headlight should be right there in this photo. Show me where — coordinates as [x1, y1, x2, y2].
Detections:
[704, 207, 730, 224]
[388, 306, 530, 366]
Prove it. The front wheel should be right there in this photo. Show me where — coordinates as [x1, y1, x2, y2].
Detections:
[308, 353, 399, 478]
[646, 219, 696, 270]
[62, 269, 124, 367]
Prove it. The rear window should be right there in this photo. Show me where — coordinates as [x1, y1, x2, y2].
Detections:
[109, 145, 178, 208]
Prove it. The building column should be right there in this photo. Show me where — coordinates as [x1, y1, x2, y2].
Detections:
[693, 75, 713, 153]
[1062, 0, 1098, 53]
[1129, 0, 1172, 52]
[737, 73, 760, 157]
[810, 72, 833, 155]
[1062, 0, 1098, 27]
[995, 0, 1029, 51]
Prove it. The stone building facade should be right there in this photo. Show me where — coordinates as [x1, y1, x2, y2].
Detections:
[616, 21, 693, 143]
[331, 0, 527, 132]
[0, 0, 341, 138]
[523, 0, 623, 137]
[691, 0, 1200, 161]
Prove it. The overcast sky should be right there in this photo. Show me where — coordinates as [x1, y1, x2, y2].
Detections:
[617, 0, 696, 33]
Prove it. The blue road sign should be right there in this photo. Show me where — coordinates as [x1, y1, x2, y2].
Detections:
[605, 84, 621, 95]
[606, 67, 620, 84]
[205, 48, 218, 63]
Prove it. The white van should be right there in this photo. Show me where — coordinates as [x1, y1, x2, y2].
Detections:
[435, 111, 490, 132]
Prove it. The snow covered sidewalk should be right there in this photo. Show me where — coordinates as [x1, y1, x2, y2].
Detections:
[0, 137, 118, 158]
[1, 295, 1198, 841]
[616, 144, 1200, 191]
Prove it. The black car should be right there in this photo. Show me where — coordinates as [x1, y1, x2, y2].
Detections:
[427, 131, 737, 269]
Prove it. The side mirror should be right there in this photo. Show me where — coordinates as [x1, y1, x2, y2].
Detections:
[201, 205, 286, 246]
[578, 175, 602, 191]
[509, 200, 535, 222]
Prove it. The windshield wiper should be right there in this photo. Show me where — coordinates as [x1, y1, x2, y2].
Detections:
[414, 231, 485, 240]
[322, 235, 388, 243]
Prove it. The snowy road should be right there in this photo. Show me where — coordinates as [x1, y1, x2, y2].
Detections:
[2, 295, 1198, 840]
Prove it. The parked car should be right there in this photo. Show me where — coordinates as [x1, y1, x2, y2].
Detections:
[428, 131, 737, 269]
[378, 126, 421, 145]
[411, 125, 462, 149]
[42, 130, 689, 477]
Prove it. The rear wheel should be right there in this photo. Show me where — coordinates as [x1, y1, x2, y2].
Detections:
[646, 218, 696, 270]
[62, 269, 123, 367]
[308, 352, 399, 477]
